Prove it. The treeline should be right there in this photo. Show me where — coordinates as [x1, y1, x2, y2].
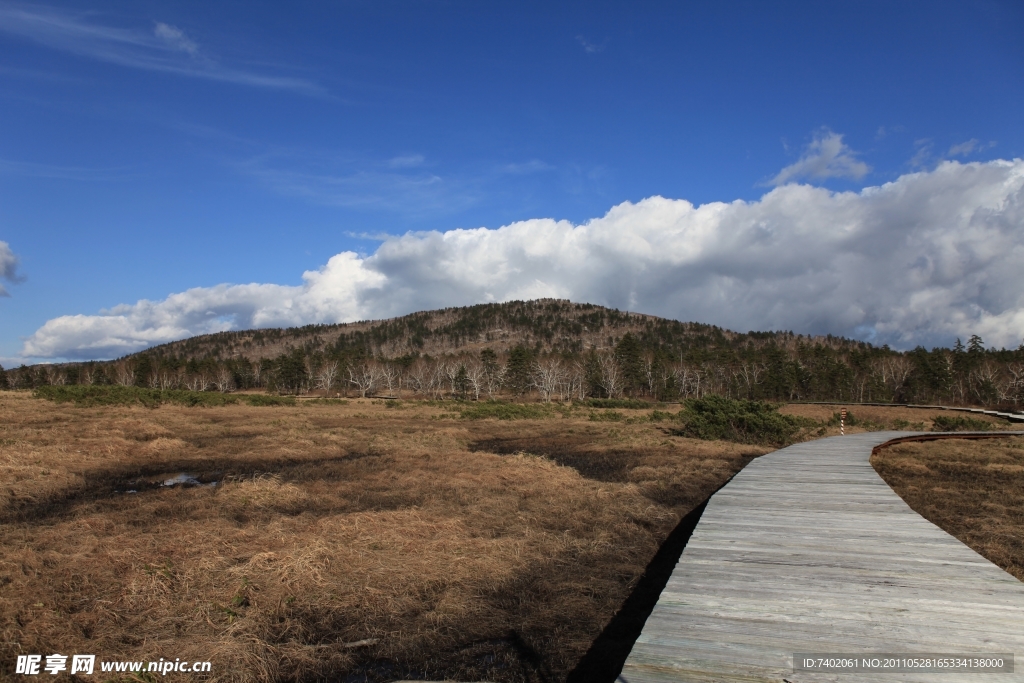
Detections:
[5, 332, 1023, 409]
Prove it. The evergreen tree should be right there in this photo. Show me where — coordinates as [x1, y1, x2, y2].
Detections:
[134, 354, 154, 387]
[454, 364, 468, 399]
[615, 332, 645, 395]
[583, 349, 603, 398]
[504, 346, 533, 397]
[276, 349, 309, 394]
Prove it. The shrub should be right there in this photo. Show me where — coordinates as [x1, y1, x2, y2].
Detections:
[932, 415, 993, 432]
[827, 411, 859, 427]
[459, 402, 557, 420]
[244, 394, 296, 407]
[672, 395, 801, 446]
[34, 385, 241, 407]
[577, 398, 651, 409]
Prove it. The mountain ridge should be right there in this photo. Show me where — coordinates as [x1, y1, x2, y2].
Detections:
[131, 298, 865, 363]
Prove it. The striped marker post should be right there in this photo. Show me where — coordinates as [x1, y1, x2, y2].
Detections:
[840, 408, 847, 435]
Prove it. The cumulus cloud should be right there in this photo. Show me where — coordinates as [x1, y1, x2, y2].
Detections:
[768, 129, 871, 185]
[22, 159, 1024, 359]
[0, 241, 24, 296]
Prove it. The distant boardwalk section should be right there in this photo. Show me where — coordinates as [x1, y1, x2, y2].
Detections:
[620, 432, 1024, 683]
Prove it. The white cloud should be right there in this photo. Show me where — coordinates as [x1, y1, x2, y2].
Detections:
[948, 139, 980, 157]
[909, 138, 934, 169]
[0, 241, 24, 296]
[0, 4, 322, 94]
[500, 160, 554, 175]
[768, 129, 871, 185]
[575, 35, 605, 53]
[153, 22, 199, 56]
[22, 159, 1024, 359]
[386, 154, 425, 169]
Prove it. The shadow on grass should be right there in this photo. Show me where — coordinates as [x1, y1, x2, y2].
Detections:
[565, 484, 724, 683]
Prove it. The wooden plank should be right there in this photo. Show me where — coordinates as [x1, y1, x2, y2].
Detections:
[619, 431, 1024, 683]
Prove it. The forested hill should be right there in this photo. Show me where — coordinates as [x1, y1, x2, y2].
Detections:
[4, 299, 1022, 407]
[134, 299, 859, 362]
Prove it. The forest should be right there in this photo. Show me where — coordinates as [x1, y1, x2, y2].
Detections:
[4, 300, 1023, 408]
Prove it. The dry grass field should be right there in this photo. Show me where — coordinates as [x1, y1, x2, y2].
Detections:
[872, 436, 1024, 582]
[0, 392, 768, 682]
[780, 403, 1015, 432]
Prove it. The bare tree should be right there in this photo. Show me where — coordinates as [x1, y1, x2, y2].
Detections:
[406, 360, 431, 397]
[156, 370, 178, 390]
[44, 366, 67, 386]
[348, 360, 381, 398]
[314, 360, 340, 394]
[113, 360, 136, 387]
[483, 358, 506, 399]
[379, 362, 400, 397]
[734, 362, 766, 399]
[642, 355, 657, 397]
[184, 372, 208, 392]
[531, 357, 567, 402]
[430, 360, 450, 399]
[1007, 362, 1024, 405]
[442, 360, 465, 398]
[568, 359, 588, 400]
[598, 353, 623, 398]
[463, 357, 486, 400]
[213, 366, 234, 393]
[251, 360, 263, 388]
[884, 356, 913, 401]
[672, 363, 693, 398]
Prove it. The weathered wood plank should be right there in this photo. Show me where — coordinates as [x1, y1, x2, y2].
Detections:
[618, 431, 1024, 683]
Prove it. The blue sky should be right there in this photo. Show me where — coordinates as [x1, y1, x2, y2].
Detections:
[2, 1, 1023, 362]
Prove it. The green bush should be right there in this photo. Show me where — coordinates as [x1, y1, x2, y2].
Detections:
[244, 394, 297, 406]
[35, 385, 249, 407]
[34, 385, 165, 407]
[672, 395, 801, 446]
[577, 398, 651, 409]
[932, 415, 993, 432]
[828, 411, 859, 426]
[458, 402, 557, 420]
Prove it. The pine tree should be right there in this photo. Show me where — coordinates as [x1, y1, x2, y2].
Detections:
[615, 333, 645, 396]
[504, 346, 533, 398]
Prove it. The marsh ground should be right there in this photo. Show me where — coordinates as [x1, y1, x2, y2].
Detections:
[872, 436, 1024, 582]
[2, 392, 1020, 682]
[0, 393, 766, 682]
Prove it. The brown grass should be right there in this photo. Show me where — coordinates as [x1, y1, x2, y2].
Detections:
[0, 392, 765, 682]
[780, 403, 1015, 432]
[872, 436, 1024, 582]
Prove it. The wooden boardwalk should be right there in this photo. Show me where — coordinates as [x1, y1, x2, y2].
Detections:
[619, 432, 1024, 683]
